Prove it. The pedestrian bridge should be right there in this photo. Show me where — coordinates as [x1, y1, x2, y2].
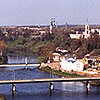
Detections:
[0, 77, 100, 84]
[0, 64, 40, 67]
[0, 77, 100, 95]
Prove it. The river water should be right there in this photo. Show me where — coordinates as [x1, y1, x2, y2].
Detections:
[0, 56, 100, 100]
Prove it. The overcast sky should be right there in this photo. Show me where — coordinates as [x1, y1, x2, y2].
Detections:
[0, 0, 100, 25]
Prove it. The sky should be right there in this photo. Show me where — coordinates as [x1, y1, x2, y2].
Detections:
[0, 0, 100, 25]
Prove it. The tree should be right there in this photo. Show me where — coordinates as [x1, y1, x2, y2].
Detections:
[53, 31, 71, 49]
[38, 42, 56, 62]
[87, 34, 100, 52]
[0, 41, 7, 64]
[0, 41, 7, 56]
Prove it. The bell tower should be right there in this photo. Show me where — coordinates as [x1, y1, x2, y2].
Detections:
[50, 18, 56, 34]
[85, 24, 90, 34]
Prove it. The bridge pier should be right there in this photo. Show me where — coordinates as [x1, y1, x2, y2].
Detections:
[49, 82, 54, 96]
[12, 84, 16, 95]
[25, 57, 28, 69]
[86, 81, 90, 94]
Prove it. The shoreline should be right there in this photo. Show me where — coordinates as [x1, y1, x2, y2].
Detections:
[39, 62, 100, 77]
[39, 64, 84, 78]
[39, 62, 100, 86]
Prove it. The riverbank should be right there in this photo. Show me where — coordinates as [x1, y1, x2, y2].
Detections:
[39, 62, 100, 86]
[39, 62, 100, 78]
[39, 63, 84, 78]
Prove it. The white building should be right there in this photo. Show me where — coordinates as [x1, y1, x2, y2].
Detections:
[70, 34, 81, 39]
[60, 58, 84, 72]
[52, 53, 61, 62]
[82, 24, 90, 38]
[70, 24, 91, 39]
[91, 29, 100, 35]
[85, 24, 90, 34]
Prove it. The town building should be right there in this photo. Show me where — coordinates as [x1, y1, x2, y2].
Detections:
[60, 58, 84, 72]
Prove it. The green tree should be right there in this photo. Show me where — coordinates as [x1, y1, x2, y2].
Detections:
[38, 42, 56, 62]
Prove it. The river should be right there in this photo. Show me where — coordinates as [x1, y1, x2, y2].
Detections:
[0, 56, 100, 100]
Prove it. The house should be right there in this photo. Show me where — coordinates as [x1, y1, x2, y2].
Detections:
[84, 49, 100, 68]
[70, 33, 82, 39]
[52, 47, 69, 62]
[60, 58, 84, 72]
[52, 53, 61, 62]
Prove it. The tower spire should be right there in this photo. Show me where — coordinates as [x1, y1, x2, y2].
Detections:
[50, 18, 56, 34]
[85, 18, 90, 34]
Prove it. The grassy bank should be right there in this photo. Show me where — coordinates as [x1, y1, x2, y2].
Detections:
[39, 66, 84, 78]
[39, 66, 100, 86]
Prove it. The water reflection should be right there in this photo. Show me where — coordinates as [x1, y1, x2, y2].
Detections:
[8, 56, 38, 64]
[61, 82, 85, 91]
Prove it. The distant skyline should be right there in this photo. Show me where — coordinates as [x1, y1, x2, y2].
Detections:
[0, 0, 100, 25]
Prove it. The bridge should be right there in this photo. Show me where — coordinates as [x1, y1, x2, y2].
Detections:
[0, 64, 40, 67]
[0, 77, 100, 84]
[0, 77, 100, 95]
[0, 64, 100, 95]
